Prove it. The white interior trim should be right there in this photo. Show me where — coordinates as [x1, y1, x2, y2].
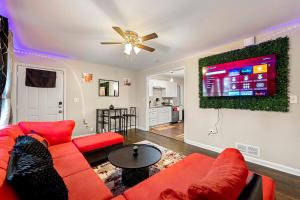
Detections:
[144, 66, 186, 132]
[185, 139, 300, 177]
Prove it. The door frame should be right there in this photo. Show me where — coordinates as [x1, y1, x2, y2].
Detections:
[14, 63, 67, 122]
[145, 66, 185, 132]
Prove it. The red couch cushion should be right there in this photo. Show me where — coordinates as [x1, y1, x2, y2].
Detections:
[53, 153, 91, 178]
[18, 120, 75, 146]
[123, 153, 214, 200]
[187, 148, 248, 200]
[0, 149, 10, 169]
[0, 128, 21, 200]
[111, 195, 127, 200]
[72, 132, 124, 153]
[0, 181, 19, 200]
[27, 133, 49, 146]
[262, 176, 275, 200]
[160, 188, 188, 200]
[49, 142, 80, 159]
[63, 169, 113, 200]
[0, 136, 15, 153]
[0, 125, 24, 141]
[0, 136, 14, 181]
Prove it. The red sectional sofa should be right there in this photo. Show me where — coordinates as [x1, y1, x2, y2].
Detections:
[0, 120, 275, 200]
[0, 121, 115, 200]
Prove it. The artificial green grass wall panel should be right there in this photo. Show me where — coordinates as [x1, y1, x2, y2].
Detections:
[198, 37, 289, 112]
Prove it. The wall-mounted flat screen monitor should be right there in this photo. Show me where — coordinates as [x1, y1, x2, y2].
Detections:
[202, 55, 276, 97]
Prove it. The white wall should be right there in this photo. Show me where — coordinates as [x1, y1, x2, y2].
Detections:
[13, 53, 138, 136]
[136, 24, 300, 174]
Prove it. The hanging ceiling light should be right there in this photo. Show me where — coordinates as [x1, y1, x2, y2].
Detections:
[124, 43, 132, 55]
[170, 71, 174, 82]
[133, 46, 141, 54]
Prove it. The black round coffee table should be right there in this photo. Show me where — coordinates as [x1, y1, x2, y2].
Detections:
[108, 144, 162, 187]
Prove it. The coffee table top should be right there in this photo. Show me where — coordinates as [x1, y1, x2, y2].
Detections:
[108, 144, 162, 169]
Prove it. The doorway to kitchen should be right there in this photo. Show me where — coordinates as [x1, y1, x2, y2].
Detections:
[147, 69, 184, 141]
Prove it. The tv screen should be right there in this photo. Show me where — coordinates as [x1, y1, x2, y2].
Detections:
[202, 55, 276, 97]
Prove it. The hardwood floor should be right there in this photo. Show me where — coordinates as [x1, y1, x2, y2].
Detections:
[150, 122, 184, 141]
[124, 129, 300, 200]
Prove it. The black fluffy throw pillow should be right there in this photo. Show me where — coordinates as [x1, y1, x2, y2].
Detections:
[7, 136, 68, 200]
[13, 136, 52, 163]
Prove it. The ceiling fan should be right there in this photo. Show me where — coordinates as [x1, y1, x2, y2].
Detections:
[101, 26, 158, 55]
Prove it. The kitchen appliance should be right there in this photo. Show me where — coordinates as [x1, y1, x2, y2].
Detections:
[171, 106, 179, 123]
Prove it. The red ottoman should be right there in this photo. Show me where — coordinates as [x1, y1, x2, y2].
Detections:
[72, 132, 124, 163]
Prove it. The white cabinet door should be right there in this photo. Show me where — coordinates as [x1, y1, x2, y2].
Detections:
[157, 107, 172, 124]
[149, 108, 158, 126]
[170, 83, 178, 97]
[165, 82, 171, 97]
[165, 82, 178, 97]
[152, 80, 159, 88]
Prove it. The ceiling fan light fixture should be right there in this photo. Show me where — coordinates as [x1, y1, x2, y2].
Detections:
[124, 43, 132, 55]
[101, 26, 158, 54]
[133, 46, 141, 54]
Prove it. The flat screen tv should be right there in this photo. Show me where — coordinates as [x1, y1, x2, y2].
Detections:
[202, 55, 276, 97]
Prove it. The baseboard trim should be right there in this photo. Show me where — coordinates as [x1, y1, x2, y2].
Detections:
[137, 126, 147, 131]
[185, 139, 300, 177]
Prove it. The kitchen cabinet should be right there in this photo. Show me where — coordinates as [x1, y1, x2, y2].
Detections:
[149, 106, 172, 126]
[165, 82, 178, 97]
[149, 108, 158, 126]
[158, 107, 172, 124]
[148, 79, 177, 97]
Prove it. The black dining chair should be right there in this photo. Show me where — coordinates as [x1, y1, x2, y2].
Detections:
[124, 107, 137, 132]
[109, 108, 127, 135]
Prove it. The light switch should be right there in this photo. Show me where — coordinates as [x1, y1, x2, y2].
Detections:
[73, 98, 80, 103]
[290, 95, 297, 104]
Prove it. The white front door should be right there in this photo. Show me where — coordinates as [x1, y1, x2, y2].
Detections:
[17, 66, 64, 122]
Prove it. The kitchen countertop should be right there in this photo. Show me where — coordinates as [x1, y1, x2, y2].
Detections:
[150, 105, 172, 108]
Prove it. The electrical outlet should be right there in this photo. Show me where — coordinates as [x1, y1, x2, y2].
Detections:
[290, 95, 297, 104]
[208, 129, 217, 135]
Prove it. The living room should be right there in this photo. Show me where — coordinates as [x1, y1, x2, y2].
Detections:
[1, 1, 300, 200]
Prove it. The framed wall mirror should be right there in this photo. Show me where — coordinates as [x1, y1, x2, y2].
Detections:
[99, 79, 119, 97]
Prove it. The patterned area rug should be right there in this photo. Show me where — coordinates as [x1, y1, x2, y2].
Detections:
[93, 140, 185, 196]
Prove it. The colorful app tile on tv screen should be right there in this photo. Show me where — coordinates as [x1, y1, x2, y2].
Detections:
[202, 55, 276, 97]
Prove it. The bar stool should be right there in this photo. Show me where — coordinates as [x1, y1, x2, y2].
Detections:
[124, 107, 137, 132]
[109, 109, 127, 135]
[101, 109, 110, 132]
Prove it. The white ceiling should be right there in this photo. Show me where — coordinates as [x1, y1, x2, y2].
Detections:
[1, 0, 300, 69]
[160, 70, 185, 79]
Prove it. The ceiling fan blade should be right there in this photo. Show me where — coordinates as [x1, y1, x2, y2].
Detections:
[100, 42, 123, 45]
[136, 44, 155, 52]
[112, 26, 126, 39]
[141, 33, 158, 42]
